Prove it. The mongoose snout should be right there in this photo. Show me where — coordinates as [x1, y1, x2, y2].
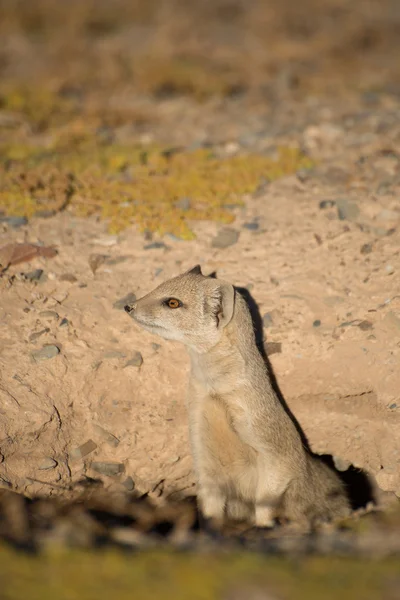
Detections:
[123, 264, 351, 528]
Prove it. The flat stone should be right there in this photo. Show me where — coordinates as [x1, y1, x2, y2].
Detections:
[242, 221, 259, 231]
[38, 457, 58, 470]
[263, 313, 274, 328]
[124, 351, 143, 368]
[59, 273, 78, 283]
[144, 241, 168, 250]
[0, 216, 28, 228]
[360, 242, 373, 254]
[93, 425, 120, 448]
[24, 269, 44, 282]
[113, 292, 136, 310]
[265, 341, 282, 355]
[336, 198, 360, 221]
[39, 310, 59, 320]
[211, 227, 240, 249]
[91, 462, 125, 477]
[358, 320, 373, 331]
[29, 328, 50, 342]
[59, 318, 69, 327]
[319, 200, 336, 209]
[313, 319, 321, 327]
[31, 345, 60, 362]
[69, 439, 98, 461]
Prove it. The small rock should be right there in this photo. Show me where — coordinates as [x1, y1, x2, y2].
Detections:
[124, 351, 143, 368]
[31, 345, 60, 362]
[144, 241, 168, 250]
[151, 343, 161, 351]
[336, 198, 360, 221]
[59, 318, 69, 327]
[265, 341, 282, 355]
[89, 253, 108, 274]
[358, 320, 373, 331]
[113, 292, 136, 310]
[69, 439, 98, 461]
[263, 313, 274, 328]
[389, 403, 398, 410]
[123, 476, 135, 491]
[24, 269, 44, 282]
[91, 462, 125, 477]
[175, 197, 191, 211]
[243, 221, 259, 231]
[59, 273, 78, 283]
[93, 425, 120, 448]
[212, 228, 240, 249]
[29, 328, 50, 342]
[360, 242, 373, 254]
[38, 457, 58, 470]
[319, 200, 336, 209]
[313, 319, 321, 327]
[385, 264, 395, 275]
[0, 216, 28, 228]
[39, 310, 59, 321]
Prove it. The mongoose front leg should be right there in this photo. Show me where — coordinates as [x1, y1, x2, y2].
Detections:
[198, 484, 226, 521]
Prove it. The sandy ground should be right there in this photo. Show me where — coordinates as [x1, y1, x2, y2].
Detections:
[0, 0, 400, 513]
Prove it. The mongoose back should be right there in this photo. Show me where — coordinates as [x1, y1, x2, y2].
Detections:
[124, 265, 350, 527]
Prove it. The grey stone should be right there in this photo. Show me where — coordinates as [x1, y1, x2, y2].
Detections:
[59, 273, 78, 283]
[69, 439, 98, 461]
[144, 242, 168, 250]
[358, 320, 373, 331]
[29, 328, 50, 342]
[243, 221, 259, 231]
[212, 228, 240, 249]
[59, 318, 69, 327]
[385, 264, 395, 275]
[39, 310, 59, 320]
[125, 351, 143, 368]
[336, 199, 360, 221]
[113, 292, 136, 310]
[175, 197, 191, 211]
[313, 319, 321, 327]
[389, 403, 398, 410]
[0, 216, 28, 228]
[265, 341, 282, 355]
[151, 343, 161, 351]
[31, 345, 60, 362]
[93, 425, 120, 448]
[24, 269, 44, 282]
[123, 476, 135, 491]
[91, 462, 125, 476]
[263, 313, 274, 328]
[39, 457, 58, 470]
[319, 200, 336, 209]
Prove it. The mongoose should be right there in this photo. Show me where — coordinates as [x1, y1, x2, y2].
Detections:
[124, 265, 350, 527]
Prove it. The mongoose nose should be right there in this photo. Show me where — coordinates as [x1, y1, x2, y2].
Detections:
[124, 304, 136, 314]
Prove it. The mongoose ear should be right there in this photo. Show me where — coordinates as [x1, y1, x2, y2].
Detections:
[216, 284, 235, 328]
[186, 265, 203, 276]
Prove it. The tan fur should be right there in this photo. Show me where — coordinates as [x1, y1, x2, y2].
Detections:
[124, 265, 350, 527]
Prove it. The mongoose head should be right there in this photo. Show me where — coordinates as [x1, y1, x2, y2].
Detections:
[124, 265, 235, 352]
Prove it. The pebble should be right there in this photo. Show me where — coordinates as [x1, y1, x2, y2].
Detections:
[31, 345, 60, 362]
[113, 292, 136, 310]
[211, 228, 240, 249]
[144, 241, 169, 250]
[313, 320, 321, 327]
[389, 403, 398, 410]
[332, 456, 351, 472]
[91, 462, 125, 476]
[360, 242, 373, 254]
[123, 476, 135, 491]
[24, 269, 44, 282]
[59, 273, 78, 283]
[29, 328, 50, 342]
[336, 198, 360, 221]
[263, 313, 274, 328]
[38, 457, 58, 471]
[265, 341, 282, 355]
[59, 318, 69, 327]
[385, 264, 395, 275]
[0, 216, 28, 228]
[69, 439, 98, 461]
[242, 221, 259, 231]
[357, 320, 373, 331]
[124, 351, 143, 368]
[39, 310, 59, 321]
[93, 425, 120, 448]
[89, 253, 108, 274]
[319, 200, 336, 209]
[151, 343, 161, 351]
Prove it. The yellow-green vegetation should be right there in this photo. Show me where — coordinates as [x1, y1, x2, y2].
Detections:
[0, 135, 313, 239]
[0, 544, 399, 600]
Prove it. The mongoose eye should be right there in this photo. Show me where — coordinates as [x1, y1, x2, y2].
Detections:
[165, 298, 182, 309]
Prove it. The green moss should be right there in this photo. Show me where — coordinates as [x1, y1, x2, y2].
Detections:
[0, 544, 399, 600]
